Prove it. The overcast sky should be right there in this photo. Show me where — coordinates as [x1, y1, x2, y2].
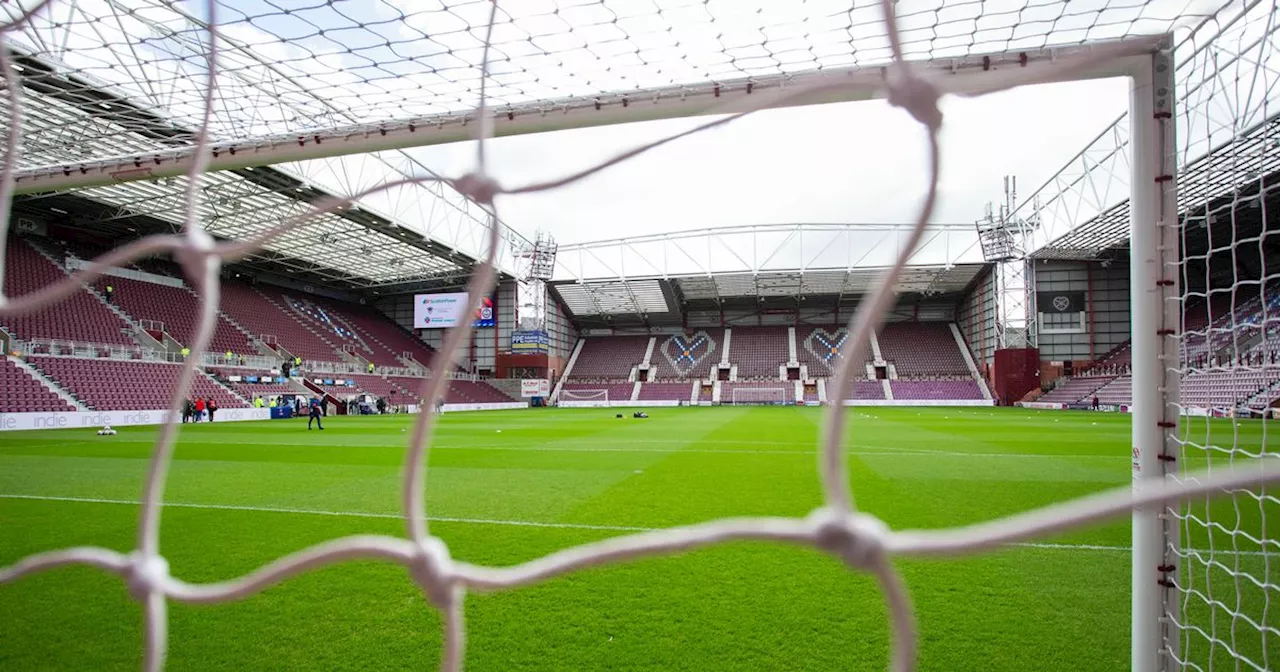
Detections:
[406, 77, 1130, 246]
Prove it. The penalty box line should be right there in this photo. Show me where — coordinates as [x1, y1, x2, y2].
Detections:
[7, 493, 1271, 556]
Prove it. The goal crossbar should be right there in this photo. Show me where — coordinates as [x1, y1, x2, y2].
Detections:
[9, 39, 1162, 196]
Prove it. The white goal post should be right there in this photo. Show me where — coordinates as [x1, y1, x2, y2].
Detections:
[558, 389, 610, 408]
[2, 2, 1279, 672]
[728, 387, 789, 406]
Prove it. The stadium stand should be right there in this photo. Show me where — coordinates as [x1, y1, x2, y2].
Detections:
[224, 380, 298, 400]
[1038, 376, 1117, 404]
[340, 374, 413, 399]
[304, 380, 361, 399]
[844, 380, 886, 400]
[877, 322, 970, 377]
[279, 294, 388, 366]
[797, 325, 848, 376]
[1093, 376, 1133, 406]
[697, 384, 713, 404]
[729, 327, 788, 379]
[649, 330, 722, 380]
[560, 381, 635, 402]
[722, 381, 793, 404]
[1181, 368, 1280, 408]
[217, 283, 343, 362]
[28, 357, 248, 411]
[802, 385, 820, 404]
[384, 377, 514, 404]
[2, 238, 135, 346]
[566, 336, 648, 379]
[257, 288, 353, 360]
[637, 382, 692, 401]
[447, 380, 515, 403]
[1081, 342, 1131, 375]
[890, 379, 985, 401]
[99, 276, 256, 355]
[316, 299, 436, 367]
[0, 358, 76, 412]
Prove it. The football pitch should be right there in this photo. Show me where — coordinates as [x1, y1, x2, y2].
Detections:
[0, 406, 1273, 671]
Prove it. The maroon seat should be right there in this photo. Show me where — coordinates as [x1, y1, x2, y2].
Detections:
[877, 323, 969, 377]
[568, 337, 648, 380]
[99, 275, 255, 355]
[218, 283, 344, 363]
[2, 237, 134, 346]
[310, 296, 437, 367]
[636, 382, 692, 401]
[28, 357, 249, 411]
[0, 358, 76, 412]
[890, 379, 984, 400]
[729, 327, 788, 380]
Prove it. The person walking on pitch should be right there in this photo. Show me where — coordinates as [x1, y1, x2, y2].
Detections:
[307, 396, 324, 430]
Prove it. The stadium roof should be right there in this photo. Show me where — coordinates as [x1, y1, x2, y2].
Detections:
[1030, 113, 1280, 260]
[546, 221, 987, 317]
[0, 0, 1201, 294]
[1017, 0, 1280, 261]
[2, 7, 524, 292]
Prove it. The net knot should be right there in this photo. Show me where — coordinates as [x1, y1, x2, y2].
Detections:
[807, 508, 891, 572]
[124, 551, 170, 601]
[885, 70, 942, 132]
[175, 228, 220, 285]
[409, 536, 455, 609]
[452, 172, 501, 206]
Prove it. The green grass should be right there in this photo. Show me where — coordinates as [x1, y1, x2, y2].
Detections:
[0, 406, 1275, 670]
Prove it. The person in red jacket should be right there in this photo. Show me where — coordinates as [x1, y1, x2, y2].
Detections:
[207, 398, 219, 422]
[194, 398, 206, 423]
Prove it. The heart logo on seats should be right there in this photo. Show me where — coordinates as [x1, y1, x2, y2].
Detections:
[660, 331, 716, 377]
[804, 328, 849, 371]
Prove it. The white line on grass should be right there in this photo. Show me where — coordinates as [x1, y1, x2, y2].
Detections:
[0, 494, 650, 532]
[3, 494, 1273, 557]
[430, 444, 1131, 459]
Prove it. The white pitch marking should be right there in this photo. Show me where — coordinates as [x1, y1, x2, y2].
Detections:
[4, 494, 1273, 556]
[0, 494, 649, 532]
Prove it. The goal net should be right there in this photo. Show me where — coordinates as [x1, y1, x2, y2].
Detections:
[558, 389, 610, 407]
[728, 387, 789, 406]
[1160, 2, 1280, 668]
[2, 2, 1279, 672]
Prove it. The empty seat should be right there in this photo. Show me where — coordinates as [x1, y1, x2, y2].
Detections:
[0, 358, 76, 412]
[729, 327, 789, 379]
[890, 379, 984, 400]
[218, 283, 344, 363]
[100, 275, 255, 355]
[2, 237, 135, 346]
[877, 323, 970, 377]
[636, 382, 692, 401]
[28, 357, 249, 411]
[568, 337, 649, 380]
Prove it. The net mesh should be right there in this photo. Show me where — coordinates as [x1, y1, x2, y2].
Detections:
[0, 2, 1279, 672]
[558, 388, 610, 405]
[1167, 0, 1280, 668]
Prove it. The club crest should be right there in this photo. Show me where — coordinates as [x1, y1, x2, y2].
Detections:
[803, 328, 849, 371]
[660, 331, 716, 377]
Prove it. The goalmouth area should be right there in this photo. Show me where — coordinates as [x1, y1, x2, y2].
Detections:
[2, 405, 1267, 671]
